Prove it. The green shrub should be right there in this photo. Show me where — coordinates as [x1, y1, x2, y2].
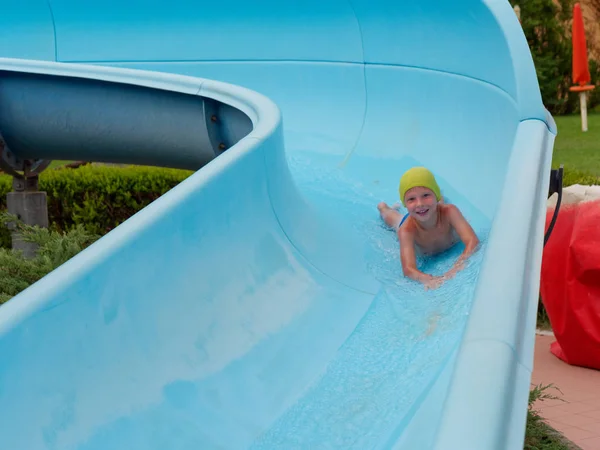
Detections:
[0, 222, 10, 249]
[0, 165, 192, 240]
[588, 59, 600, 110]
[561, 168, 600, 187]
[511, 0, 600, 115]
[0, 176, 10, 249]
[511, 0, 574, 115]
[0, 212, 99, 305]
[524, 384, 573, 449]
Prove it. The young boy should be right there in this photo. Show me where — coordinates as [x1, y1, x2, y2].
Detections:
[377, 166, 479, 290]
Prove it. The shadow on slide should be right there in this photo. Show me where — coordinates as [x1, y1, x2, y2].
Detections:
[0, 1, 556, 449]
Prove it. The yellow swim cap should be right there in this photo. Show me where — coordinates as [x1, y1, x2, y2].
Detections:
[399, 167, 441, 205]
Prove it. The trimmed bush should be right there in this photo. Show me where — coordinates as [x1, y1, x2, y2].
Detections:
[510, 0, 600, 115]
[561, 168, 600, 187]
[0, 165, 192, 241]
[0, 212, 99, 304]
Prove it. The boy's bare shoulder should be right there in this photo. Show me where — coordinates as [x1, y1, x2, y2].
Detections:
[397, 218, 416, 239]
[439, 203, 458, 213]
[439, 203, 462, 219]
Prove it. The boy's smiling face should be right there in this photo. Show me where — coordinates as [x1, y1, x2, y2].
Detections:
[404, 186, 438, 223]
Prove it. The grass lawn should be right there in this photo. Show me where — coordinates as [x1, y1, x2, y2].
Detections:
[553, 113, 600, 178]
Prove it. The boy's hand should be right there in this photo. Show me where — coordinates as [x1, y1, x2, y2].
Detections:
[443, 256, 469, 281]
[424, 276, 444, 290]
[444, 260, 464, 279]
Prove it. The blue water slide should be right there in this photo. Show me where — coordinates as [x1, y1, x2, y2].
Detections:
[0, 1, 556, 449]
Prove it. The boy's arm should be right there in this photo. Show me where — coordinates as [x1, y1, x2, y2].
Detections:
[398, 227, 439, 285]
[444, 205, 480, 275]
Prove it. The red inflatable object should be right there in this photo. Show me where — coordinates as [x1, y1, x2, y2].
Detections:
[540, 198, 600, 370]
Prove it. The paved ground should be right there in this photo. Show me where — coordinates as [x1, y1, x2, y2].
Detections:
[532, 334, 600, 449]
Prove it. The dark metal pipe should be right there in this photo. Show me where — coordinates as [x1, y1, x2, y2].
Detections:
[0, 71, 253, 171]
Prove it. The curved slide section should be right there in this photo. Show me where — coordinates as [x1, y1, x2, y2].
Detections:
[0, 1, 556, 449]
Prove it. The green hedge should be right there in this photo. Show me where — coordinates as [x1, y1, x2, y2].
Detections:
[561, 168, 600, 187]
[0, 165, 192, 247]
[510, 0, 600, 115]
[0, 213, 100, 304]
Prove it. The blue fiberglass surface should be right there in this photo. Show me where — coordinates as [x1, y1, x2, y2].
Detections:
[0, 1, 557, 449]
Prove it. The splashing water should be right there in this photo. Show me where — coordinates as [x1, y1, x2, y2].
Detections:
[249, 154, 490, 448]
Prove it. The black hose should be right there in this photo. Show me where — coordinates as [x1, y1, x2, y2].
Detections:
[544, 165, 564, 247]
